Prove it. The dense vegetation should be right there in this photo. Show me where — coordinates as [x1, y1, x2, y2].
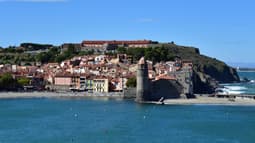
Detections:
[0, 53, 36, 65]
[0, 73, 31, 91]
[117, 43, 199, 63]
[0, 46, 24, 53]
[36, 47, 60, 63]
[20, 43, 53, 51]
[126, 77, 137, 88]
[0, 44, 94, 64]
[54, 44, 94, 63]
[0, 73, 19, 91]
[17, 77, 30, 86]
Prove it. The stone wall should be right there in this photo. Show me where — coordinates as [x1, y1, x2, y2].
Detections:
[46, 85, 71, 92]
[124, 88, 136, 99]
[149, 79, 183, 101]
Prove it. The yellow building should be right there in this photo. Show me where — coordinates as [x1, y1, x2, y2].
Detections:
[93, 78, 109, 93]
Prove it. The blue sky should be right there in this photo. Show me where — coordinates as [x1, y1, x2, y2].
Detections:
[0, 0, 255, 66]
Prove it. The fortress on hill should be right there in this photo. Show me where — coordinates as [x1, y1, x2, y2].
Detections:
[136, 57, 194, 102]
[61, 40, 159, 53]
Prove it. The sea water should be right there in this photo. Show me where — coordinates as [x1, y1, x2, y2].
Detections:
[221, 71, 255, 95]
[0, 98, 255, 143]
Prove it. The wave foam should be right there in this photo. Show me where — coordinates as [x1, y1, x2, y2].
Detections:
[224, 86, 247, 91]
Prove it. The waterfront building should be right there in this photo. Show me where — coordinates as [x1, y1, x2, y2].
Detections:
[93, 78, 109, 93]
[85, 78, 94, 92]
[79, 76, 86, 91]
[53, 74, 79, 91]
[54, 74, 72, 86]
[110, 78, 127, 92]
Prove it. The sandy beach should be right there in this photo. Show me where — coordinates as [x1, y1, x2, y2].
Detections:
[0, 92, 84, 99]
[0, 92, 255, 106]
[164, 96, 255, 106]
[0, 92, 124, 100]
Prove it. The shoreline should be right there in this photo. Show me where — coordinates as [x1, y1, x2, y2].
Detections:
[0, 92, 255, 106]
[163, 96, 255, 106]
[0, 92, 124, 100]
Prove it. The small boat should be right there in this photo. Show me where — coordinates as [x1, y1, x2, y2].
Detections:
[157, 97, 165, 105]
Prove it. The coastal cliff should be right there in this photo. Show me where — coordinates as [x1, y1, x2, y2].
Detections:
[159, 44, 240, 94]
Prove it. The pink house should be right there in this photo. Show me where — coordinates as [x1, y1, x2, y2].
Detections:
[54, 74, 73, 86]
[54, 77, 72, 86]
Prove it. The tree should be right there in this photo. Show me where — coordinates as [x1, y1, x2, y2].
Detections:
[16, 48, 24, 53]
[78, 50, 94, 56]
[55, 54, 66, 63]
[117, 47, 127, 54]
[65, 44, 77, 56]
[20, 43, 53, 51]
[53, 45, 78, 63]
[17, 77, 30, 86]
[36, 52, 51, 63]
[126, 77, 137, 88]
[126, 48, 145, 62]
[3, 47, 16, 53]
[0, 73, 19, 91]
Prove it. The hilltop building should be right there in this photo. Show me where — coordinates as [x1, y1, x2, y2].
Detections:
[81, 40, 158, 52]
[60, 40, 158, 53]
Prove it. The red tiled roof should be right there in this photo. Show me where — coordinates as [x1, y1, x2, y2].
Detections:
[55, 73, 79, 78]
[82, 40, 153, 45]
[155, 74, 176, 80]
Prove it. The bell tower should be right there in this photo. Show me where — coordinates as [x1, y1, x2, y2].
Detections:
[136, 57, 150, 102]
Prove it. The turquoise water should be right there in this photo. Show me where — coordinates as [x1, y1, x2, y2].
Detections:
[238, 71, 255, 80]
[0, 98, 255, 143]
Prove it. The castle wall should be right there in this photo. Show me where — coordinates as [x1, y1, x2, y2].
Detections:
[149, 79, 183, 101]
[171, 69, 194, 98]
[135, 57, 194, 102]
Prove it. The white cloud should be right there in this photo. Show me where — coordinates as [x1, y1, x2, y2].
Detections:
[0, 0, 68, 2]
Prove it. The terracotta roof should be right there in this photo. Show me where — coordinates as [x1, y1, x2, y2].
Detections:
[155, 74, 176, 80]
[82, 40, 153, 45]
[55, 73, 79, 78]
